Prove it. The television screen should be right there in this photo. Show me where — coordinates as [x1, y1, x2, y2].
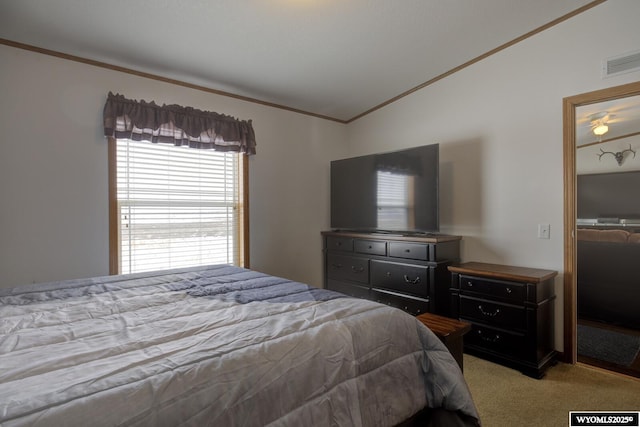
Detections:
[330, 143, 439, 233]
[577, 171, 640, 220]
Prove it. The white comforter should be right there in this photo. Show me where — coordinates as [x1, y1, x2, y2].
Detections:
[0, 265, 479, 426]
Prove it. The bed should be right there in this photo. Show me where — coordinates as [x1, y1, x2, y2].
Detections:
[0, 264, 480, 426]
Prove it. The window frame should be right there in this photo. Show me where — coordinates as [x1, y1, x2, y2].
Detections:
[107, 137, 249, 275]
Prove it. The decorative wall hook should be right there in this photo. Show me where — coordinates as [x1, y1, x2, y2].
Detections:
[597, 144, 636, 166]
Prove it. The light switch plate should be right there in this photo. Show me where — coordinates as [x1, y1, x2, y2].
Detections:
[538, 223, 550, 239]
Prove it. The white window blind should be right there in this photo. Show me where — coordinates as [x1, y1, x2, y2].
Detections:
[116, 139, 242, 274]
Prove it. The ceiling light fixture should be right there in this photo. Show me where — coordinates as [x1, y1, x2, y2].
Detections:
[593, 123, 609, 136]
[588, 111, 610, 138]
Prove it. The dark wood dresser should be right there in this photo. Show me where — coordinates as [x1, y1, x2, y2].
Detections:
[449, 262, 557, 378]
[322, 231, 461, 316]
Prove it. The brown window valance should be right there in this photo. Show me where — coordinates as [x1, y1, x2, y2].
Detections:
[103, 92, 256, 154]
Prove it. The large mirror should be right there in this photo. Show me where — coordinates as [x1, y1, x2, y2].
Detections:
[563, 81, 640, 376]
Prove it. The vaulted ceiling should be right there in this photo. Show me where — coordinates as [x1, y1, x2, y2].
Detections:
[1, 0, 601, 122]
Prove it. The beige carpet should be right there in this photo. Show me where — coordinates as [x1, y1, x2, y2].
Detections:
[463, 354, 640, 426]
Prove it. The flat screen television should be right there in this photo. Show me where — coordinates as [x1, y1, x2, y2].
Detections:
[330, 143, 439, 234]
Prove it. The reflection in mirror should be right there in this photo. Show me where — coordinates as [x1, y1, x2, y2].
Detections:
[576, 95, 640, 174]
[375, 152, 421, 230]
[376, 171, 415, 230]
[574, 93, 640, 378]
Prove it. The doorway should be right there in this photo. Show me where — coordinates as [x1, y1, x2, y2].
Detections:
[563, 81, 640, 376]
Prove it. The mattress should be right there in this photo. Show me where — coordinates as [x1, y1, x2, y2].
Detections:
[0, 265, 479, 426]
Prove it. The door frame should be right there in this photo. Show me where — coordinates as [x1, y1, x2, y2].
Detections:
[562, 80, 640, 363]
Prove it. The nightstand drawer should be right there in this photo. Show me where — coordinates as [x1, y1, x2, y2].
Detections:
[355, 239, 386, 256]
[326, 236, 354, 252]
[389, 242, 429, 261]
[459, 275, 526, 303]
[466, 324, 526, 360]
[370, 260, 429, 298]
[460, 296, 526, 331]
[327, 254, 369, 284]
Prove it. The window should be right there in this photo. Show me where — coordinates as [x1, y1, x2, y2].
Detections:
[109, 139, 247, 274]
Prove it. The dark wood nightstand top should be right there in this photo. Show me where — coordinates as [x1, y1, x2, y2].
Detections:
[448, 262, 557, 284]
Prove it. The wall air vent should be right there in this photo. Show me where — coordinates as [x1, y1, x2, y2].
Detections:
[603, 49, 640, 78]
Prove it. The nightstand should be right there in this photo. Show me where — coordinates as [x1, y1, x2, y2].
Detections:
[449, 262, 557, 378]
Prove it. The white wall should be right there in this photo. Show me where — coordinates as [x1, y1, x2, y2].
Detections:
[346, 0, 640, 350]
[577, 134, 640, 174]
[0, 44, 347, 288]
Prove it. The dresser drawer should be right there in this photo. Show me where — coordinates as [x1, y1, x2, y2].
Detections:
[327, 254, 369, 284]
[370, 260, 429, 298]
[466, 324, 527, 360]
[389, 242, 429, 261]
[371, 289, 430, 316]
[459, 275, 526, 303]
[327, 280, 370, 299]
[326, 235, 354, 252]
[354, 239, 386, 256]
[459, 296, 526, 331]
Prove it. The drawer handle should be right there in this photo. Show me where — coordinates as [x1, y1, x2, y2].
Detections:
[404, 249, 411, 253]
[477, 330, 501, 343]
[505, 287, 512, 294]
[331, 263, 343, 270]
[478, 305, 500, 317]
[351, 266, 364, 273]
[404, 275, 421, 284]
[467, 281, 473, 287]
